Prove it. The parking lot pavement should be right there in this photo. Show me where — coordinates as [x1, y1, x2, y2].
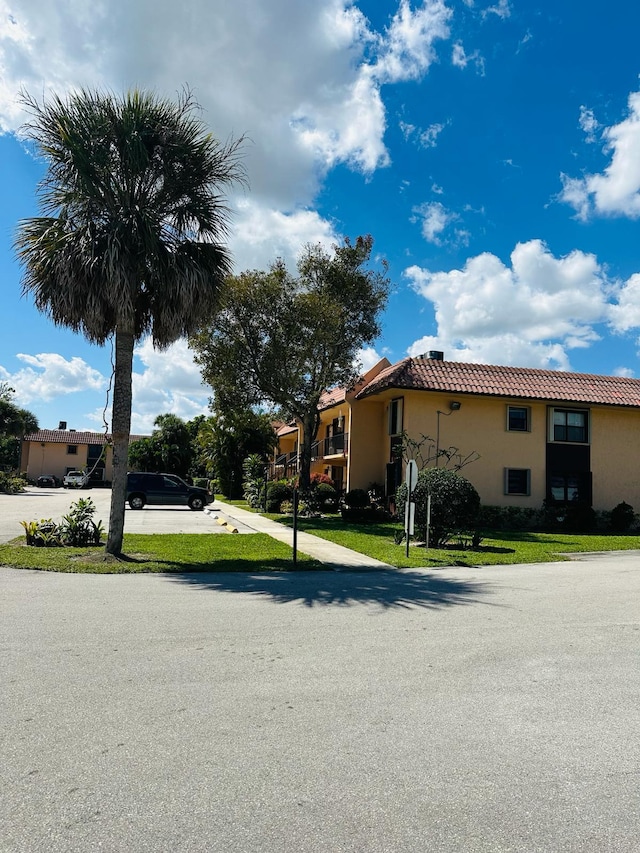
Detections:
[2, 555, 640, 852]
[0, 487, 230, 542]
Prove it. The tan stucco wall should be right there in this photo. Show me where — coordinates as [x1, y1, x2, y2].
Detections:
[346, 399, 386, 491]
[347, 390, 545, 507]
[287, 387, 640, 511]
[590, 405, 640, 510]
[23, 441, 113, 481]
[400, 392, 548, 507]
[347, 389, 640, 510]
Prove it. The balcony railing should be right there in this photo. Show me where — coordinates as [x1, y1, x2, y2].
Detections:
[270, 451, 299, 479]
[311, 433, 349, 459]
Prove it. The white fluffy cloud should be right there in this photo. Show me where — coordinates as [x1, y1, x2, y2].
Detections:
[0, 0, 455, 274]
[579, 105, 600, 144]
[0, 0, 460, 430]
[482, 0, 511, 19]
[404, 239, 623, 368]
[127, 339, 211, 433]
[451, 41, 484, 74]
[412, 201, 456, 244]
[561, 90, 640, 220]
[83, 338, 214, 434]
[356, 346, 385, 373]
[229, 201, 338, 272]
[0, 353, 106, 405]
[1, 1, 451, 183]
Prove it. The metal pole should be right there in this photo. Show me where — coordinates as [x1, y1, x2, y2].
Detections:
[292, 486, 298, 568]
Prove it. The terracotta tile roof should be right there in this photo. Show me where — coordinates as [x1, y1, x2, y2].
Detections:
[356, 356, 640, 408]
[23, 430, 147, 444]
[276, 422, 298, 437]
[319, 386, 347, 410]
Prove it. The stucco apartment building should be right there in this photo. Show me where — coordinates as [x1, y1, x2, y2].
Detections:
[277, 352, 640, 512]
[21, 423, 145, 484]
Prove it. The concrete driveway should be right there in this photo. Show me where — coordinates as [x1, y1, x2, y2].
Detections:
[2, 553, 640, 852]
[0, 487, 238, 543]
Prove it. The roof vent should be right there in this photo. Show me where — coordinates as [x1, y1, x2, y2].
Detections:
[428, 350, 444, 361]
[69, 428, 76, 432]
[58, 421, 67, 430]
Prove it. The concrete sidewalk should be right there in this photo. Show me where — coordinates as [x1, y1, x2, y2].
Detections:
[206, 500, 395, 570]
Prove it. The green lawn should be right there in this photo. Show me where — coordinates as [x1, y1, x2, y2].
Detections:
[0, 533, 321, 573]
[3, 516, 639, 574]
[272, 514, 640, 568]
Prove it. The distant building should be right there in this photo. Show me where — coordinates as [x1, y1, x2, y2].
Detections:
[21, 428, 146, 484]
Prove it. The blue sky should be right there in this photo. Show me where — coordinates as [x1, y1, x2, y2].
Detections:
[3, 0, 640, 433]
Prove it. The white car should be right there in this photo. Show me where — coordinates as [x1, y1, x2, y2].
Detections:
[63, 470, 89, 488]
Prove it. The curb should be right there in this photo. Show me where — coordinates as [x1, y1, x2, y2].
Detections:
[205, 508, 239, 534]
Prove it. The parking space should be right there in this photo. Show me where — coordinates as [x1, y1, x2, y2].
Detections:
[0, 487, 237, 543]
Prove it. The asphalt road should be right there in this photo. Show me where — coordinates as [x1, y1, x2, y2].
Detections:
[0, 487, 239, 543]
[2, 554, 640, 852]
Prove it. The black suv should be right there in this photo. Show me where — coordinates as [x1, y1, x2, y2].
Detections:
[126, 472, 212, 511]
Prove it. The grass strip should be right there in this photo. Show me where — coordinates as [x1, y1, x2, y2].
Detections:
[271, 515, 640, 568]
[0, 533, 321, 573]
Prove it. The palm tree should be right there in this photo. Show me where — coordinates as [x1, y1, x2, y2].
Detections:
[14, 88, 244, 555]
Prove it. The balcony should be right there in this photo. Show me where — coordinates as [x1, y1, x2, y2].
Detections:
[271, 451, 298, 479]
[312, 432, 349, 460]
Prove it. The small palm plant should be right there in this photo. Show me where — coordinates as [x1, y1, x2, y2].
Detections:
[21, 498, 105, 547]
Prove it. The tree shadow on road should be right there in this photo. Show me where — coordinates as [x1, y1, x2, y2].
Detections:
[166, 567, 490, 610]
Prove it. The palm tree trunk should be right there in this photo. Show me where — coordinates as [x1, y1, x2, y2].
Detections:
[106, 326, 134, 556]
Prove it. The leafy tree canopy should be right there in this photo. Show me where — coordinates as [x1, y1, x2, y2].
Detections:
[0, 385, 38, 473]
[190, 235, 389, 488]
[129, 414, 199, 480]
[196, 409, 277, 499]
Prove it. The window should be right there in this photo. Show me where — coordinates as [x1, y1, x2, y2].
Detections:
[550, 474, 581, 503]
[507, 406, 530, 432]
[504, 468, 530, 496]
[552, 409, 588, 443]
[388, 397, 403, 436]
[67, 445, 78, 455]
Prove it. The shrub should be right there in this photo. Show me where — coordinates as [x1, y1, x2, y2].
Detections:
[310, 472, 335, 488]
[60, 497, 105, 546]
[478, 505, 543, 532]
[243, 454, 267, 509]
[609, 501, 636, 532]
[20, 518, 63, 547]
[309, 482, 338, 513]
[193, 477, 209, 489]
[0, 472, 26, 494]
[541, 499, 597, 533]
[21, 498, 104, 547]
[266, 480, 293, 512]
[344, 488, 370, 508]
[341, 506, 379, 523]
[396, 467, 480, 548]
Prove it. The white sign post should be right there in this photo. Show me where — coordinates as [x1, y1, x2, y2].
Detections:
[405, 460, 418, 557]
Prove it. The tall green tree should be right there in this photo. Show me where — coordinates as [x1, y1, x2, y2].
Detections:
[128, 413, 195, 479]
[196, 409, 277, 498]
[14, 89, 244, 554]
[0, 385, 38, 472]
[190, 236, 389, 489]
